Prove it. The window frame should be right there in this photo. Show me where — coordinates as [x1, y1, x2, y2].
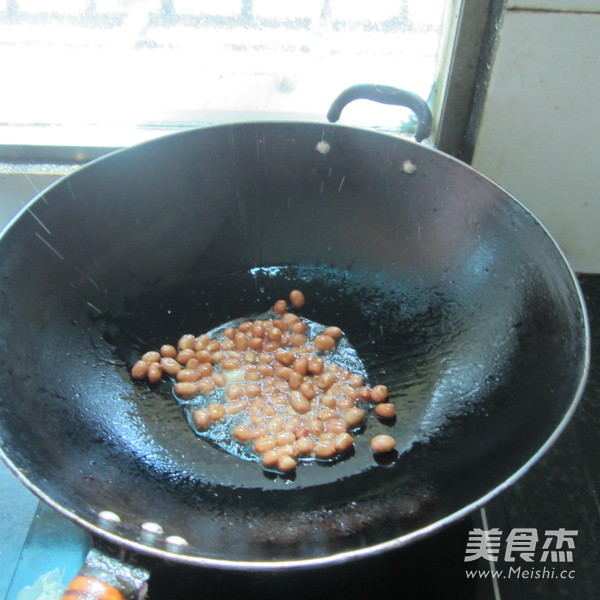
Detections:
[0, 0, 502, 168]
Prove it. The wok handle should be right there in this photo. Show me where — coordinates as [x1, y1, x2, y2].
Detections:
[60, 548, 149, 600]
[326, 84, 433, 142]
[61, 576, 129, 600]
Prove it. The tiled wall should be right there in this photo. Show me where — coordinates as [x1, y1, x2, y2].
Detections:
[471, 2, 600, 273]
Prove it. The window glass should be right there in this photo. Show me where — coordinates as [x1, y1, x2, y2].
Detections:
[0, 0, 453, 145]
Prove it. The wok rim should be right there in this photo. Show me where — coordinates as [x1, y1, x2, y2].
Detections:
[0, 120, 591, 570]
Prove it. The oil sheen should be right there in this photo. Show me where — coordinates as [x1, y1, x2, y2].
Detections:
[171, 309, 369, 466]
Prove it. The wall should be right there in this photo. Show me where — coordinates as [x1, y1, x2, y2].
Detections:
[0, 172, 62, 231]
[471, 1, 600, 273]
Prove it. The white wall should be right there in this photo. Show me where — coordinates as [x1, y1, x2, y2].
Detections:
[471, 2, 600, 273]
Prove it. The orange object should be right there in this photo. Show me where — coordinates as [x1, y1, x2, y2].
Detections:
[62, 575, 126, 600]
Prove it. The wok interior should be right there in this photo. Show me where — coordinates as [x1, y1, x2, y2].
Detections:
[0, 123, 587, 564]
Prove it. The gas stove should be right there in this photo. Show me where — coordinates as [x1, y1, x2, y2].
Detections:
[2, 274, 599, 600]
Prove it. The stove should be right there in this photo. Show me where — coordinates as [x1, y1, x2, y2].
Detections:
[2, 274, 599, 600]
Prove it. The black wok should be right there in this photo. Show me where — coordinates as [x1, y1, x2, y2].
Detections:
[0, 95, 589, 579]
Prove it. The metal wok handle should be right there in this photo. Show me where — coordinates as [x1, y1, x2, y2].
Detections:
[327, 84, 433, 142]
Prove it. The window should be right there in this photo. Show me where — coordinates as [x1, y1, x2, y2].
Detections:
[0, 0, 457, 150]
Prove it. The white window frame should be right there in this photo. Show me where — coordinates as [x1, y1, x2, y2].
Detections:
[0, 0, 502, 168]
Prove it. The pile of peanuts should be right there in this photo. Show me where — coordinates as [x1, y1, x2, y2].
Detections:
[131, 290, 398, 473]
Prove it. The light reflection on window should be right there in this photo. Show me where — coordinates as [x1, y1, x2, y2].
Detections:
[0, 0, 452, 140]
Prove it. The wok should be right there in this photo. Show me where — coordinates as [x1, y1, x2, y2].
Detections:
[0, 86, 589, 591]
